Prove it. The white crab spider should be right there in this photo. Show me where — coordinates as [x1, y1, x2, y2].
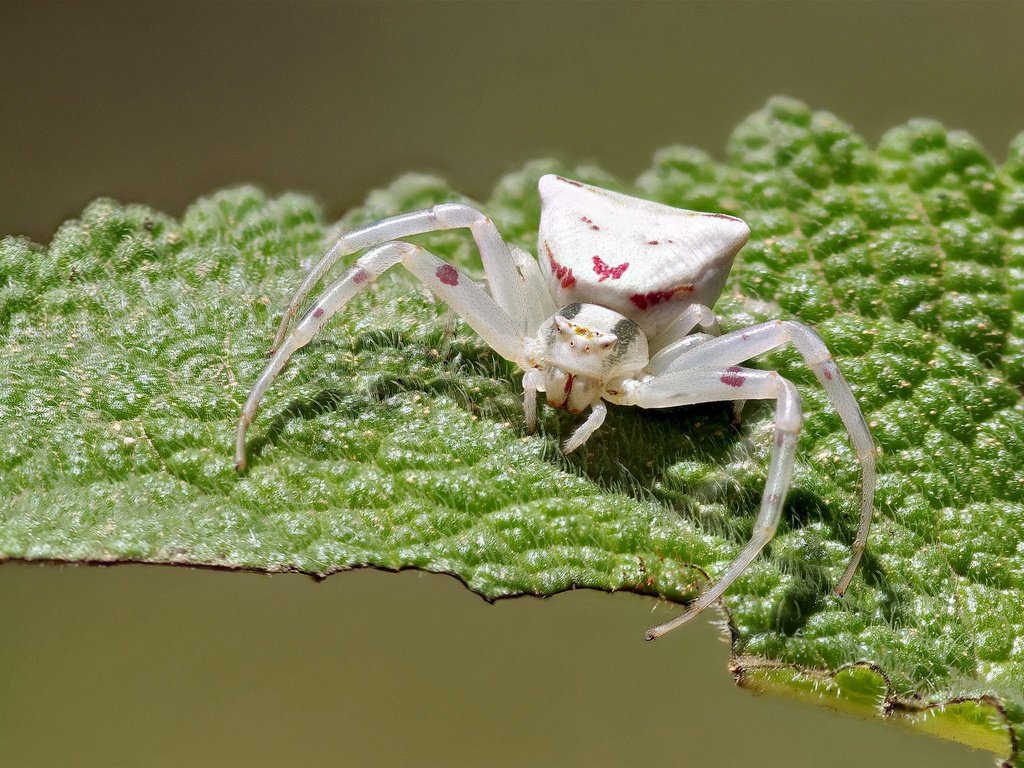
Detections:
[235, 175, 876, 640]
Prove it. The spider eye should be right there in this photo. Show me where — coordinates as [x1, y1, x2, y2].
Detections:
[554, 316, 573, 335]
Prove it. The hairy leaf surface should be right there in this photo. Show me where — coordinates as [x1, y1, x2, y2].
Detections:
[2, 98, 1022, 763]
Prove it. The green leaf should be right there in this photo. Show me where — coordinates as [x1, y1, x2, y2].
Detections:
[2, 97, 1022, 764]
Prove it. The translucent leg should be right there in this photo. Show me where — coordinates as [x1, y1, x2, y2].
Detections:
[236, 240, 524, 470]
[651, 304, 721, 347]
[270, 203, 548, 353]
[660, 320, 876, 594]
[619, 368, 801, 639]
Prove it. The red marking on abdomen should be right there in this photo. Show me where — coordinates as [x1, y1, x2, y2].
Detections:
[720, 366, 745, 388]
[436, 264, 459, 286]
[351, 268, 368, 284]
[592, 255, 628, 282]
[648, 240, 659, 245]
[629, 284, 694, 310]
[563, 373, 575, 394]
[581, 216, 600, 231]
[545, 242, 576, 289]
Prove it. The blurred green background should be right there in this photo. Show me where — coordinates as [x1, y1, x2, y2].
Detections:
[2, 2, 1021, 765]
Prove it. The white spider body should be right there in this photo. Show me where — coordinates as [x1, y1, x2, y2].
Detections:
[538, 175, 748, 337]
[236, 175, 877, 640]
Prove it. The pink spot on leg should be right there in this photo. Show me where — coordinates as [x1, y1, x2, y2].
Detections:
[436, 264, 459, 286]
[720, 366, 745, 388]
[313, 307, 324, 318]
[351, 268, 368, 285]
[823, 365, 834, 381]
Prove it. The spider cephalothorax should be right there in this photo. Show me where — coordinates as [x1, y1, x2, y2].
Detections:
[535, 304, 646, 405]
[235, 175, 877, 640]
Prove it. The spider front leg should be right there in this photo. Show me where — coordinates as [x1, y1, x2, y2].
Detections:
[646, 303, 747, 424]
[648, 304, 722, 362]
[647, 307, 724, 373]
[616, 368, 801, 640]
[235, 240, 528, 470]
[656, 320, 876, 595]
[270, 203, 552, 352]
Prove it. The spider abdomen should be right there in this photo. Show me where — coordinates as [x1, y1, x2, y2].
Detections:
[536, 174, 750, 337]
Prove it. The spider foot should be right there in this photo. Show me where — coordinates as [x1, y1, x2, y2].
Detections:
[644, 606, 702, 641]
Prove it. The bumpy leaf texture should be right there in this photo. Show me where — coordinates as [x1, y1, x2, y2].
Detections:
[1, 98, 1022, 763]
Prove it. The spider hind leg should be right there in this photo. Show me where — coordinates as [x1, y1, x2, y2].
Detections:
[623, 368, 801, 639]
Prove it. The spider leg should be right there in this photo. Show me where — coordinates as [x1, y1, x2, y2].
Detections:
[647, 333, 716, 375]
[271, 203, 552, 353]
[647, 304, 746, 423]
[660, 320, 875, 595]
[522, 368, 543, 433]
[236, 240, 524, 470]
[618, 368, 800, 639]
[649, 303, 722, 355]
[562, 400, 608, 454]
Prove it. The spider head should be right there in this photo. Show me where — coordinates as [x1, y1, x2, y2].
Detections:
[538, 303, 648, 412]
